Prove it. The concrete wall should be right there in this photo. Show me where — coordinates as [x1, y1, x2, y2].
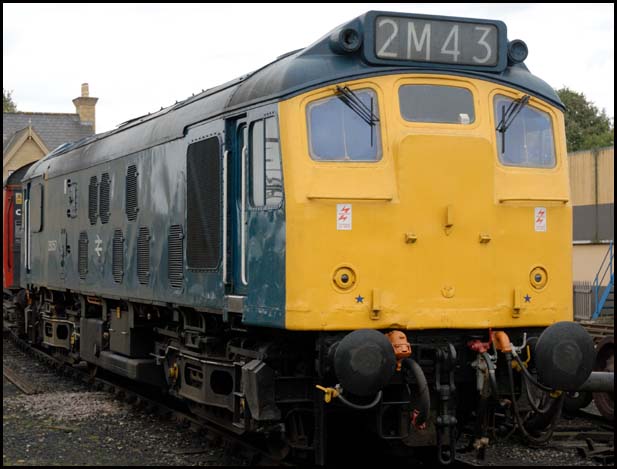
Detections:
[569, 146, 614, 242]
[573, 244, 612, 285]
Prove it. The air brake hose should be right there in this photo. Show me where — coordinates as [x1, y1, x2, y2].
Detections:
[522, 373, 558, 415]
[506, 354, 563, 444]
[512, 352, 553, 392]
[333, 358, 430, 415]
[481, 352, 499, 397]
[337, 390, 383, 410]
[401, 358, 430, 428]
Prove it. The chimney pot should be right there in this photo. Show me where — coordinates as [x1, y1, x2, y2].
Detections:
[73, 83, 98, 132]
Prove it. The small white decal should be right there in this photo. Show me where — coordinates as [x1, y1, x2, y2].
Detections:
[48, 240, 57, 252]
[535, 207, 547, 232]
[95, 234, 103, 256]
[337, 204, 352, 231]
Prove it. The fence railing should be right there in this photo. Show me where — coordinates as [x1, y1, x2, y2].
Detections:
[574, 281, 594, 321]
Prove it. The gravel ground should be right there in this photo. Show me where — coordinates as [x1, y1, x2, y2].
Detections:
[455, 402, 612, 466]
[3, 338, 234, 466]
[456, 431, 607, 466]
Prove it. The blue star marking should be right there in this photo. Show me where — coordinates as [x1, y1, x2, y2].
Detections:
[524, 294, 531, 303]
[355, 295, 364, 304]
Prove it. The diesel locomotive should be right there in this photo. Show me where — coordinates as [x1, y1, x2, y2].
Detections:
[4, 10, 601, 464]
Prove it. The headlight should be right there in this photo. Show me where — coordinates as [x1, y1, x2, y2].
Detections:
[530, 266, 548, 289]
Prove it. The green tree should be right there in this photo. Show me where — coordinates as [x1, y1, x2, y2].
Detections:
[3, 88, 17, 112]
[556, 87, 614, 152]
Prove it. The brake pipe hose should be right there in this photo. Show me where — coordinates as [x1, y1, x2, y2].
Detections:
[480, 352, 499, 397]
[506, 354, 563, 445]
[522, 373, 558, 415]
[401, 358, 430, 428]
[337, 389, 383, 410]
[512, 351, 553, 392]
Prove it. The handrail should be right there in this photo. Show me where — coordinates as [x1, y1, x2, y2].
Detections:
[592, 241, 614, 320]
[5, 198, 13, 270]
[222, 150, 228, 284]
[240, 145, 248, 286]
[595, 240, 613, 283]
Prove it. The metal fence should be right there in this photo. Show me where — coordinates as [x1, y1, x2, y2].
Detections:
[573, 281, 595, 321]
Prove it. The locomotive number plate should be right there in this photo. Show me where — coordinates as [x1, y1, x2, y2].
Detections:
[375, 15, 499, 67]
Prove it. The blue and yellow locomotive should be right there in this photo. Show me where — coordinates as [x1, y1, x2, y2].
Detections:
[13, 10, 598, 464]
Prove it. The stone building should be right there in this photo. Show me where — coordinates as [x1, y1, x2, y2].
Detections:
[3, 83, 98, 181]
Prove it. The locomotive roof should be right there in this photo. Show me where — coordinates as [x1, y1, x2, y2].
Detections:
[4, 161, 35, 187]
[25, 10, 563, 181]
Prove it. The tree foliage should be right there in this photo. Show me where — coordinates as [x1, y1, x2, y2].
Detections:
[556, 87, 614, 152]
[3, 88, 17, 112]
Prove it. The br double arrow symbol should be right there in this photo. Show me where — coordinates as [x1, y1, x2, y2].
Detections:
[95, 235, 103, 257]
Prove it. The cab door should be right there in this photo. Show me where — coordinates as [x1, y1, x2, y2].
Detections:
[226, 110, 286, 327]
[226, 119, 248, 297]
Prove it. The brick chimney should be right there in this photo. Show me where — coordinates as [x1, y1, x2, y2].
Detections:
[72, 83, 98, 132]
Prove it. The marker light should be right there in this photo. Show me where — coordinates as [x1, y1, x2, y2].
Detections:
[508, 39, 528, 64]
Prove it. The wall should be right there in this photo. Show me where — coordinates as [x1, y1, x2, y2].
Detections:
[572, 243, 612, 285]
[569, 146, 614, 242]
[3, 139, 46, 181]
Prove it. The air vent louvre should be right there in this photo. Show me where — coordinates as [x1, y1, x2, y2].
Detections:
[187, 138, 221, 269]
[112, 229, 124, 283]
[168, 225, 184, 289]
[88, 176, 98, 225]
[126, 165, 138, 221]
[78, 232, 88, 279]
[100, 172, 110, 224]
[137, 227, 150, 285]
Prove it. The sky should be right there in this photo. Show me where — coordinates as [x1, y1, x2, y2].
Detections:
[3, 3, 614, 134]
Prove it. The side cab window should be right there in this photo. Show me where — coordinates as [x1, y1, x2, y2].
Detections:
[31, 182, 44, 232]
[249, 116, 283, 208]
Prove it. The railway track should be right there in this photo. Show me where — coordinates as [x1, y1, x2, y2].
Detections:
[580, 320, 615, 343]
[3, 365, 40, 395]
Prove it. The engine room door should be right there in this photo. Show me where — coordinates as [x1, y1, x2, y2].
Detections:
[184, 121, 228, 308]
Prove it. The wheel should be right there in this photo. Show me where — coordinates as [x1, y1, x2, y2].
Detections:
[592, 336, 614, 421]
[563, 391, 593, 414]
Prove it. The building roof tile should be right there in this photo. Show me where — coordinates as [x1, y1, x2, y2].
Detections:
[3, 112, 94, 157]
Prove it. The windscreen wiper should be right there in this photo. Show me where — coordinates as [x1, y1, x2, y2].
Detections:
[335, 86, 380, 145]
[496, 94, 530, 153]
[335, 86, 379, 126]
